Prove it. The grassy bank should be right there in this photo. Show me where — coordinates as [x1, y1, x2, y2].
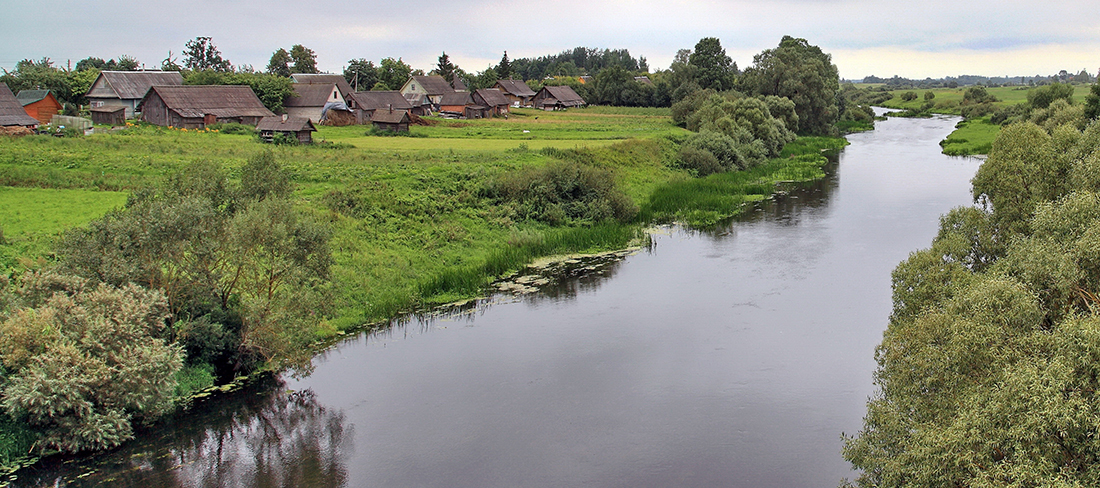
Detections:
[0, 111, 843, 477]
[939, 116, 999, 156]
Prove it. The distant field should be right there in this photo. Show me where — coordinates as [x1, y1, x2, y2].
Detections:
[877, 84, 1092, 114]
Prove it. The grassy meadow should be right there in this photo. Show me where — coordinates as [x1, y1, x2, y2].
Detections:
[0, 107, 835, 330]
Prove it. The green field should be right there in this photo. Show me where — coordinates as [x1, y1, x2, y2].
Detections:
[0, 110, 833, 329]
[939, 116, 1001, 156]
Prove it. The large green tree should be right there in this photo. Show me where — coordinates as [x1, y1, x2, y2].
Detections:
[289, 44, 318, 74]
[376, 57, 412, 90]
[740, 36, 839, 135]
[344, 58, 379, 92]
[688, 37, 736, 91]
[266, 48, 291, 77]
[182, 36, 231, 72]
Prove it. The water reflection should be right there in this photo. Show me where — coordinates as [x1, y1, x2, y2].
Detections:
[15, 377, 352, 488]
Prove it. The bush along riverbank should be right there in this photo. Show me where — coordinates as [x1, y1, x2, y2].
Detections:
[0, 103, 847, 482]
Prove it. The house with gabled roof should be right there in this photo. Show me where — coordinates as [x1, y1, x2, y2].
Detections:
[403, 93, 432, 117]
[0, 83, 39, 128]
[400, 75, 454, 106]
[472, 88, 511, 116]
[493, 79, 537, 107]
[371, 109, 410, 132]
[16, 89, 62, 125]
[439, 91, 474, 118]
[291, 73, 354, 99]
[138, 85, 274, 128]
[346, 91, 413, 124]
[533, 85, 586, 110]
[284, 83, 345, 123]
[257, 115, 317, 144]
[451, 74, 468, 91]
[85, 70, 183, 118]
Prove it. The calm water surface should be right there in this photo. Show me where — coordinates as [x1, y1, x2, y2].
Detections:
[19, 113, 981, 487]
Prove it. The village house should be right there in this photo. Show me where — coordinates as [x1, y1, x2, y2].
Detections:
[532, 85, 587, 110]
[438, 91, 475, 118]
[0, 83, 39, 129]
[16, 90, 62, 125]
[472, 88, 511, 116]
[85, 70, 183, 118]
[291, 73, 355, 99]
[283, 82, 345, 123]
[402, 93, 432, 117]
[257, 114, 317, 144]
[138, 85, 273, 129]
[493, 79, 537, 107]
[346, 91, 413, 124]
[371, 109, 410, 132]
[400, 75, 453, 107]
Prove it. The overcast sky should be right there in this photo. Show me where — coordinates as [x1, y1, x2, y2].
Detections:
[3, 0, 1098, 80]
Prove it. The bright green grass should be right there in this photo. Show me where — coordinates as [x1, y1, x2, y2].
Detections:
[940, 117, 1000, 156]
[0, 187, 128, 236]
[878, 85, 1092, 114]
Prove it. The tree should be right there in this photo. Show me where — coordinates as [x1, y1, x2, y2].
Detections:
[376, 57, 411, 90]
[1085, 82, 1100, 120]
[161, 51, 182, 71]
[688, 37, 735, 91]
[498, 51, 512, 80]
[740, 36, 840, 135]
[435, 51, 456, 82]
[344, 58, 378, 92]
[182, 36, 231, 72]
[289, 44, 318, 74]
[1027, 82, 1075, 109]
[266, 48, 291, 77]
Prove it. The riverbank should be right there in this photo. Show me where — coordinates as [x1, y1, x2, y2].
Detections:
[0, 108, 845, 482]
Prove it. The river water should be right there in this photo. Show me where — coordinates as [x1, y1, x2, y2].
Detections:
[16, 112, 982, 487]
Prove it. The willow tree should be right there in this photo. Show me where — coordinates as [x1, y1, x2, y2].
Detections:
[740, 36, 839, 135]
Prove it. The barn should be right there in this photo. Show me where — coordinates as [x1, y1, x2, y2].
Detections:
[85, 70, 183, 118]
[257, 115, 317, 144]
[16, 90, 63, 125]
[346, 91, 413, 124]
[138, 85, 274, 128]
[284, 82, 345, 123]
[494, 80, 537, 107]
[371, 109, 410, 132]
[532, 85, 586, 110]
[0, 83, 39, 129]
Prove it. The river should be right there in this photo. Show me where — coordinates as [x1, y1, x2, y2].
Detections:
[15, 112, 982, 487]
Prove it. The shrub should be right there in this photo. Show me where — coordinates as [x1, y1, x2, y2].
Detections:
[678, 146, 724, 176]
[485, 161, 637, 225]
[207, 122, 255, 135]
[901, 91, 918, 101]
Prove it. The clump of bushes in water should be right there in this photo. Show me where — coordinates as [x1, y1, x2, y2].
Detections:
[483, 161, 638, 225]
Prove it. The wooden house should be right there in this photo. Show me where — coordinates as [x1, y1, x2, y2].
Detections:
[284, 83, 345, 123]
[85, 71, 183, 118]
[138, 85, 274, 128]
[16, 90, 62, 125]
[438, 91, 474, 118]
[0, 83, 39, 128]
[371, 109, 410, 132]
[291, 73, 354, 99]
[402, 93, 432, 116]
[533, 85, 586, 110]
[472, 88, 511, 116]
[400, 75, 453, 106]
[90, 106, 126, 126]
[493, 79, 536, 107]
[346, 91, 412, 124]
[257, 115, 317, 144]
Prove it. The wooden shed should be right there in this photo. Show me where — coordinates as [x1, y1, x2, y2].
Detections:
[371, 109, 410, 132]
[533, 85, 586, 110]
[0, 83, 39, 128]
[472, 88, 511, 116]
[438, 91, 473, 117]
[346, 91, 413, 124]
[257, 115, 317, 144]
[16, 90, 62, 125]
[138, 85, 274, 129]
[90, 106, 126, 126]
[85, 70, 183, 118]
[494, 79, 537, 107]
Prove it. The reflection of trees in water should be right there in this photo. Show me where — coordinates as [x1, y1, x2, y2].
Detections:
[16, 377, 351, 488]
[721, 151, 841, 232]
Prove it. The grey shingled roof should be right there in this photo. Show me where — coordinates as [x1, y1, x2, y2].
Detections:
[284, 83, 339, 107]
[0, 83, 40, 126]
[15, 89, 52, 106]
[371, 109, 409, 124]
[474, 88, 510, 107]
[349, 91, 412, 110]
[291, 74, 354, 97]
[94, 71, 183, 100]
[256, 116, 316, 132]
[439, 91, 473, 106]
[494, 79, 536, 97]
[540, 85, 586, 106]
[408, 75, 453, 96]
[141, 85, 274, 119]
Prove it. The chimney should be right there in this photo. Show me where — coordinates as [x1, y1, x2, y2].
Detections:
[281, 113, 288, 123]
[388, 104, 393, 114]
